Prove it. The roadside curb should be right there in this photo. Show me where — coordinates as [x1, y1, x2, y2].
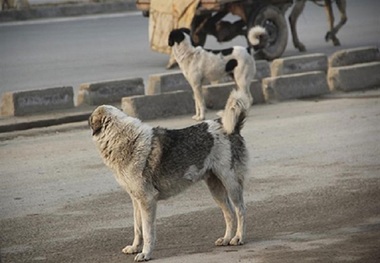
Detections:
[1, 46, 379, 134]
[0, 107, 92, 133]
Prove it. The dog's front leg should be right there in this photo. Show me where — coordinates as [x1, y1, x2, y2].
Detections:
[134, 197, 158, 262]
[192, 84, 205, 121]
[122, 198, 142, 254]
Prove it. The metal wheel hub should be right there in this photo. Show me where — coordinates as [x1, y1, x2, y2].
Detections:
[263, 20, 278, 45]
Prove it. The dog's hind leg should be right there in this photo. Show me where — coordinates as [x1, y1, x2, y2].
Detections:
[191, 83, 206, 121]
[206, 173, 235, 246]
[215, 169, 246, 245]
[226, 181, 246, 245]
[122, 198, 142, 254]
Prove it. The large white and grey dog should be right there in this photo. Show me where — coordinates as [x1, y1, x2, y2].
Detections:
[89, 90, 250, 261]
[168, 26, 267, 121]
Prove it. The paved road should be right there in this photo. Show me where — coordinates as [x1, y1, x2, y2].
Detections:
[1, 0, 379, 98]
[1, 90, 380, 262]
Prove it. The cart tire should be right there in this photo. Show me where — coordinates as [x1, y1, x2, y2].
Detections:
[249, 5, 288, 60]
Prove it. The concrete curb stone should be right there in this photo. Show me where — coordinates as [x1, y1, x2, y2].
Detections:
[329, 46, 380, 67]
[1, 86, 74, 116]
[146, 60, 270, 96]
[255, 60, 271, 80]
[1, 45, 378, 132]
[263, 71, 330, 101]
[0, 110, 91, 133]
[271, 53, 328, 77]
[204, 80, 264, 110]
[146, 71, 191, 95]
[203, 83, 232, 110]
[77, 78, 144, 106]
[328, 61, 380, 92]
[122, 91, 195, 120]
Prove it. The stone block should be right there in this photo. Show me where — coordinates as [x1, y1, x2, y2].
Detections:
[271, 53, 328, 77]
[77, 78, 144, 105]
[1, 86, 74, 116]
[329, 46, 380, 67]
[122, 91, 195, 120]
[146, 71, 191, 95]
[203, 80, 264, 110]
[328, 61, 380, 91]
[203, 83, 234, 110]
[263, 71, 330, 101]
[250, 80, 266, 104]
[255, 60, 271, 81]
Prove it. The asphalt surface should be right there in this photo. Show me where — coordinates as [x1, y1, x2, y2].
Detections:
[1, 1, 380, 262]
[1, 90, 380, 262]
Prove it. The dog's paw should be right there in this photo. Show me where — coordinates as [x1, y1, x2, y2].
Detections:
[229, 236, 244, 246]
[215, 237, 231, 246]
[122, 245, 140, 254]
[134, 252, 151, 262]
[192, 115, 204, 121]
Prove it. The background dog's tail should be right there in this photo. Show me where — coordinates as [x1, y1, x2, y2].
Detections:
[222, 89, 250, 135]
[247, 26, 268, 50]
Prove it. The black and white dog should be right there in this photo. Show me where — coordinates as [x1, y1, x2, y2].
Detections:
[168, 26, 267, 121]
[89, 90, 250, 261]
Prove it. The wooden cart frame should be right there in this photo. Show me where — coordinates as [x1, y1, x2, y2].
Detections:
[136, 0, 293, 60]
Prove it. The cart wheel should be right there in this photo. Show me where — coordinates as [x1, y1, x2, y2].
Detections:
[249, 5, 288, 60]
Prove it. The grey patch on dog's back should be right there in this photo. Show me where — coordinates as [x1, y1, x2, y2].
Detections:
[143, 122, 214, 199]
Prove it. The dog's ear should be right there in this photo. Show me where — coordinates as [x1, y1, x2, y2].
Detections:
[168, 28, 190, 46]
[89, 115, 103, 136]
[168, 30, 176, 46]
[169, 30, 183, 46]
[180, 28, 191, 35]
[89, 107, 106, 136]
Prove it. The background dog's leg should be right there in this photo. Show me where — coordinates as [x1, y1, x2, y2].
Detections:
[134, 197, 157, 262]
[234, 71, 253, 106]
[192, 84, 205, 121]
[206, 174, 235, 246]
[122, 198, 142, 254]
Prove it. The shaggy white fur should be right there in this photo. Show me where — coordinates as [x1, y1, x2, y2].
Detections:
[168, 26, 267, 121]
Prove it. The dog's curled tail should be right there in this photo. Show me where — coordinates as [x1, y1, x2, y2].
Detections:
[247, 25, 267, 48]
[222, 89, 250, 135]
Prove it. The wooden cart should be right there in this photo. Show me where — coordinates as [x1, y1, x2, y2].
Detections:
[136, 0, 293, 60]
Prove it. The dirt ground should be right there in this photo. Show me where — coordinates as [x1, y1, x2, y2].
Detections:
[1, 90, 380, 263]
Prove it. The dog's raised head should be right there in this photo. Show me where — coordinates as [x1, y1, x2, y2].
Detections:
[89, 105, 124, 136]
[168, 28, 191, 47]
